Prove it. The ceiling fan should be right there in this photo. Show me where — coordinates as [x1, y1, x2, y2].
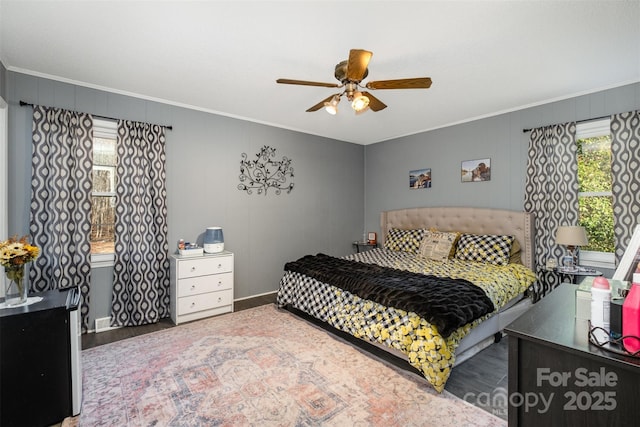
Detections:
[276, 49, 432, 115]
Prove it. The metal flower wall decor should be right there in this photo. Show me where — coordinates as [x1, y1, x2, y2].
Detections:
[238, 145, 295, 195]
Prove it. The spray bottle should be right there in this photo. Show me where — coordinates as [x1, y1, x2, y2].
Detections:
[622, 263, 640, 354]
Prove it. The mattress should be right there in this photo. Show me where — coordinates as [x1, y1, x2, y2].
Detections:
[276, 248, 536, 392]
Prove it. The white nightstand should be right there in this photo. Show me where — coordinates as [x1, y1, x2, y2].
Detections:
[169, 251, 234, 325]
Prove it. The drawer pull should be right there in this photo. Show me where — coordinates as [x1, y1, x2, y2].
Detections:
[217, 280, 223, 287]
[217, 297, 222, 303]
[217, 263, 223, 269]
[191, 302, 196, 307]
[190, 266, 197, 272]
[190, 285, 196, 291]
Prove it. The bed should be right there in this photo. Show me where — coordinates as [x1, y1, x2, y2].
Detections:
[276, 206, 537, 392]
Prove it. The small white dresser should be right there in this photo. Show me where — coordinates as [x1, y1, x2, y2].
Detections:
[169, 251, 234, 325]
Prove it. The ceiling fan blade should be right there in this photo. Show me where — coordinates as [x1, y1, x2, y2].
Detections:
[366, 77, 432, 90]
[277, 78, 340, 88]
[361, 92, 387, 112]
[346, 49, 373, 81]
[306, 94, 340, 112]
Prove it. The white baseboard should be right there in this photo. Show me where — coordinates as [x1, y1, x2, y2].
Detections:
[234, 290, 277, 302]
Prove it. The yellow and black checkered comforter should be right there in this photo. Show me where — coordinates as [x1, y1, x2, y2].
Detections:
[276, 248, 536, 392]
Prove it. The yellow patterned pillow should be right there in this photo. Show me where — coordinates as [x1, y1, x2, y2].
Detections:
[418, 231, 460, 261]
[384, 228, 426, 254]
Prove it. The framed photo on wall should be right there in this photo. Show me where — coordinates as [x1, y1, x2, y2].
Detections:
[410, 168, 432, 189]
[461, 158, 491, 182]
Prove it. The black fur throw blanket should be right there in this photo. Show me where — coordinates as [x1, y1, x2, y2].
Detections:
[284, 253, 495, 338]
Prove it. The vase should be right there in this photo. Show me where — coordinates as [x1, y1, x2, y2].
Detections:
[4, 266, 27, 306]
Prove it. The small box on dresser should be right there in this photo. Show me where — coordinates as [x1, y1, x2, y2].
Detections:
[169, 251, 234, 325]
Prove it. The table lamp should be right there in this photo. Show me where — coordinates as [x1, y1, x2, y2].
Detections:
[555, 225, 588, 268]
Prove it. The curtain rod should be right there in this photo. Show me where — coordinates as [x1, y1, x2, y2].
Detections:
[19, 101, 173, 131]
[522, 115, 610, 133]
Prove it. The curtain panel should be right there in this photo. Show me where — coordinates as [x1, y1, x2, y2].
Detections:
[524, 122, 578, 285]
[110, 120, 170, 327]
[611, 110, 640, 265]
[29, 105, 93, 332]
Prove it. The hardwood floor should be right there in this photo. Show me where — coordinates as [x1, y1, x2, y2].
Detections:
[81, 293, 277, 350]
[81, 292, 508, 420]
[446, 336, 509, 419]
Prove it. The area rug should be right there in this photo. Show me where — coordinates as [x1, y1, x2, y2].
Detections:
[65, 304, 505, 426]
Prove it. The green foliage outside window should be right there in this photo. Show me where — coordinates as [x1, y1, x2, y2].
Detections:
[576, 136, 614, 253]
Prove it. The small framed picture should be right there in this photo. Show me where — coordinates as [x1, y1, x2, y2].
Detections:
[368, 232, 377, 245]
[410, 168, 432, 189]
[461, 158, 491, 182]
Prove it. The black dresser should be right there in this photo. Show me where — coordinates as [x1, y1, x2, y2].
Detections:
[0, 288, 81, 426]
[505, 283, 640, 426]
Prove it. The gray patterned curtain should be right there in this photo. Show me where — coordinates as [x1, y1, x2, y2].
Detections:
[524, 122, 578, 282]
[29, 105, 93, 332]
[611, 110, 640, 265]
[110, 120, 170, 327]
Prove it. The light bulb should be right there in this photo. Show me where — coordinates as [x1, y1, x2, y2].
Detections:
[324, 104, 337, 115]
[324, 95, 340, 115]
[351, 93, 370, 112]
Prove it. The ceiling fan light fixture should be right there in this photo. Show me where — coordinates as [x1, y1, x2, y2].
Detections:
[324, 95, 340, 115]
[277, 49, 428, 114]
[351, 92, 370, 112]
[354, 105, 370, 115]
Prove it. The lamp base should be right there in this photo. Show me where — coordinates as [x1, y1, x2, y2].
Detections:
[558, 245, 582, 269]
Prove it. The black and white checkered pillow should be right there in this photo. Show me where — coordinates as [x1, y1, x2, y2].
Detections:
[454, 233, 515, 266]
[383, 228, 426, 254]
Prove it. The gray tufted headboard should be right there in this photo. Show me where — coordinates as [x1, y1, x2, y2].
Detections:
[380, 206, 536, 271]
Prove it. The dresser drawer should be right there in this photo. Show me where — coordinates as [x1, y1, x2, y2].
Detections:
[178, 256, 233, 279]
[178, 289, 233, 315]
[177, 272, 233, 297]
[170, 251, 234, 325]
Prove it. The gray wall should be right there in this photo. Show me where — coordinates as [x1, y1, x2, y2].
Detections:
[364, 82, 640, 278]
[5, 66, 639, 326]
[4, 70, 364, 327]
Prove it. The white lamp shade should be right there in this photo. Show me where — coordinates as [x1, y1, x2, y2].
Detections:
[555, 226, 588, 246]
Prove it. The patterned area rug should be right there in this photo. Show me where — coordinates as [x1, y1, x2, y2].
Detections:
[65, 304, 505, 426]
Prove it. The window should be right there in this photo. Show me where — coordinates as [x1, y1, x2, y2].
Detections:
[91, 118, 117, 267]
[576, 118, 615, 269]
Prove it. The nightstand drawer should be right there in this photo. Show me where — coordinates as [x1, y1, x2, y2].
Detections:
[177, 272, 233, 297]
[178, 256, 233, 278]
[178, 289, 233, 315]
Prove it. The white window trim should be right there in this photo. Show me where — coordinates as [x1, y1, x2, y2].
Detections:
[93, 118, 118, 139]
[578, 191, 612, 197]
[91, 252, 115, 268]
[576, 118, 614, 270]
[576, 118, 610, 139]
[580, 250, 615, 271]
[91, 118, 117, 269]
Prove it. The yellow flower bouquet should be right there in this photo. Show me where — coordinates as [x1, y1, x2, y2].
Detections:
[1, 235, 40, 305]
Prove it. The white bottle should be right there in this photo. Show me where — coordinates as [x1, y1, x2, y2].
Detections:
[591, 277, 611, 343]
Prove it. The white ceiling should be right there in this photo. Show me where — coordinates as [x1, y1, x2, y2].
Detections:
[1, 1, 639, 145]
